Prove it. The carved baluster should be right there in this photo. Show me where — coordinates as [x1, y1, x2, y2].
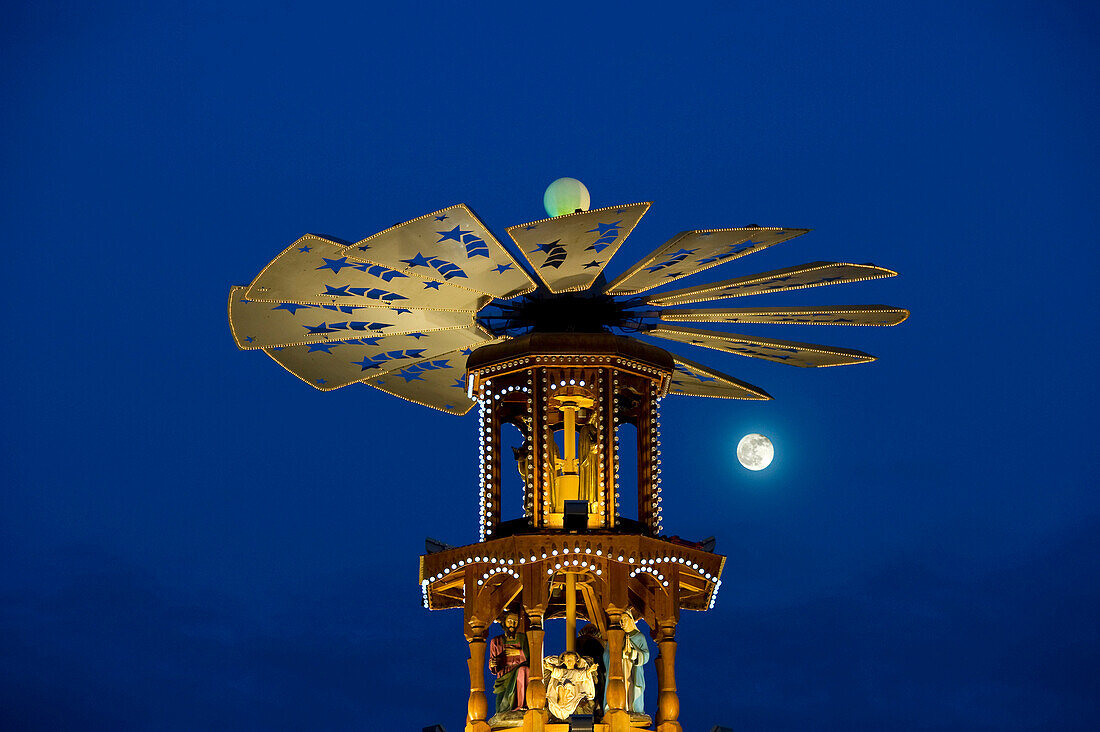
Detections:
[655, 623, 681, 731]
[522, 615, 547, 732]
[465, 623, 491, 732]
[604, 609, 631, 732]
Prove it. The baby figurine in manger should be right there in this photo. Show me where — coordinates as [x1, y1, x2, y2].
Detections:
[543, 650, 599, 720]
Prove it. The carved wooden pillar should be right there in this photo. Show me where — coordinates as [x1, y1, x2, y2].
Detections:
[521, 614, 547, 732]
[603, 609, 631, 732]
[521, 562, 549, 732]
[654, 623, 681, 732]
[465, 623, 491, 732]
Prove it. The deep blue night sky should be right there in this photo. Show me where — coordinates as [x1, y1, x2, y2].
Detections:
[2, 2, 1097, 730]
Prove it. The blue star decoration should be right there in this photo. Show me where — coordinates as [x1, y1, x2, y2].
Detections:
[404, 332, 428, 340]
[352, 355, 380, 371]
[583, 260, 603, 269]
[697, 239, 760, 265]
[586, 220, 623, 252]
[244, 335, 255, 343]
[590, 222, 623, 234]
[307, 343, 341, 353]
[323, 285, 406, 302]
[435, 215, 448, 221]
[451, 378, 466, 389]
[492, 263, 513, 274]
[273, 302, 310, 315]
[437, 225, 471, 243]
[360, 263, 408, 281]
[395, 368, 425, 382]
[524, 224, 537, 230]
[298, 244, 313, 253]
[400, 252, 468, 279]
[674, 364, 712, 382]
[644, 248, 698, 273]
[351, 348, 427, 371]
[437, 225, 489, 259]
[423, 281, 443, 290]
[316, 378, 327, 385]
[401, 252, 432, 268]
[317, 257, 353, 274]
[532, 240, 567, 269]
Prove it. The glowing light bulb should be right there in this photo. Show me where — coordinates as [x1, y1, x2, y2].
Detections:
[543, 178, 591, 218]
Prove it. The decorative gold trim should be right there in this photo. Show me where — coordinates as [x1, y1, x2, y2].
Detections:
[605, 226, 809, 296]
[645, 261, 898, 306]
[646, 325, 876, 368]
[659, 305, 911, 326]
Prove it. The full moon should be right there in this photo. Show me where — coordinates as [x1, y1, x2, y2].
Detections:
[737, 433, 774, 471]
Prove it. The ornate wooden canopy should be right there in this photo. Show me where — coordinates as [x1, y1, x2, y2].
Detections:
[419, 333, 722, 732]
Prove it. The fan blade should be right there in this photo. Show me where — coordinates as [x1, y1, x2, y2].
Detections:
[364, 344, 501, 415]
[605, 227, 808, 295]
[644, 262, 897, 306]
[645, 325, 875, 367]
[668, 357, 771, 400]
[262, 325, 496, 391]
[507, 202, 651, 293]
[244, 235, 488, 311]
[342, 205, 537, 300]
[229, 286, 477, 350]
[659, 305, 910, 326]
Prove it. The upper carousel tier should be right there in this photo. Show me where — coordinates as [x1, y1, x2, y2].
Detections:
[466, 332, 679, 538]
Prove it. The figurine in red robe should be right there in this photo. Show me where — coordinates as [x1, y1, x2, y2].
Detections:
[488, 611, 529, 712]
